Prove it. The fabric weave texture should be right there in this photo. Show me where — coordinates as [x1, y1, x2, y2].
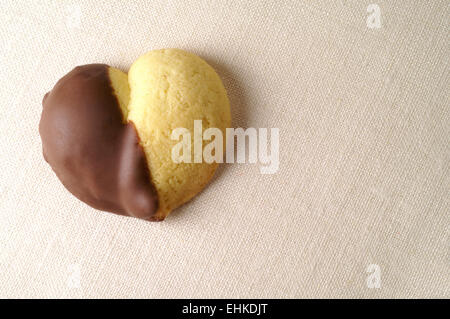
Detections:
[0, 0, 448, 298]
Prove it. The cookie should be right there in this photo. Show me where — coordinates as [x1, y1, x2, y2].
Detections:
[40, 49, 231, 221]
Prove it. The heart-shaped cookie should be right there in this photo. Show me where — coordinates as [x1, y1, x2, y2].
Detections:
[40, 49, 231, 221]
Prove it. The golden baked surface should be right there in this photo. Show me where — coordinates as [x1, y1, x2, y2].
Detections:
[113, 49, 231, 219]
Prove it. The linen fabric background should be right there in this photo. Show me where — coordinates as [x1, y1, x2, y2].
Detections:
[0, 0, 448, 298]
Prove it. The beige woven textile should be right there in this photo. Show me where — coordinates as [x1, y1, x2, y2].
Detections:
[0, 0, 448, 298]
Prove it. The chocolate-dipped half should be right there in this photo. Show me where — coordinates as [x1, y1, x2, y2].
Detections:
[39, 64, 160, 221]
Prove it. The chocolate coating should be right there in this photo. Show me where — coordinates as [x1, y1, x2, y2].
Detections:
[39, 64, 159, 220]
